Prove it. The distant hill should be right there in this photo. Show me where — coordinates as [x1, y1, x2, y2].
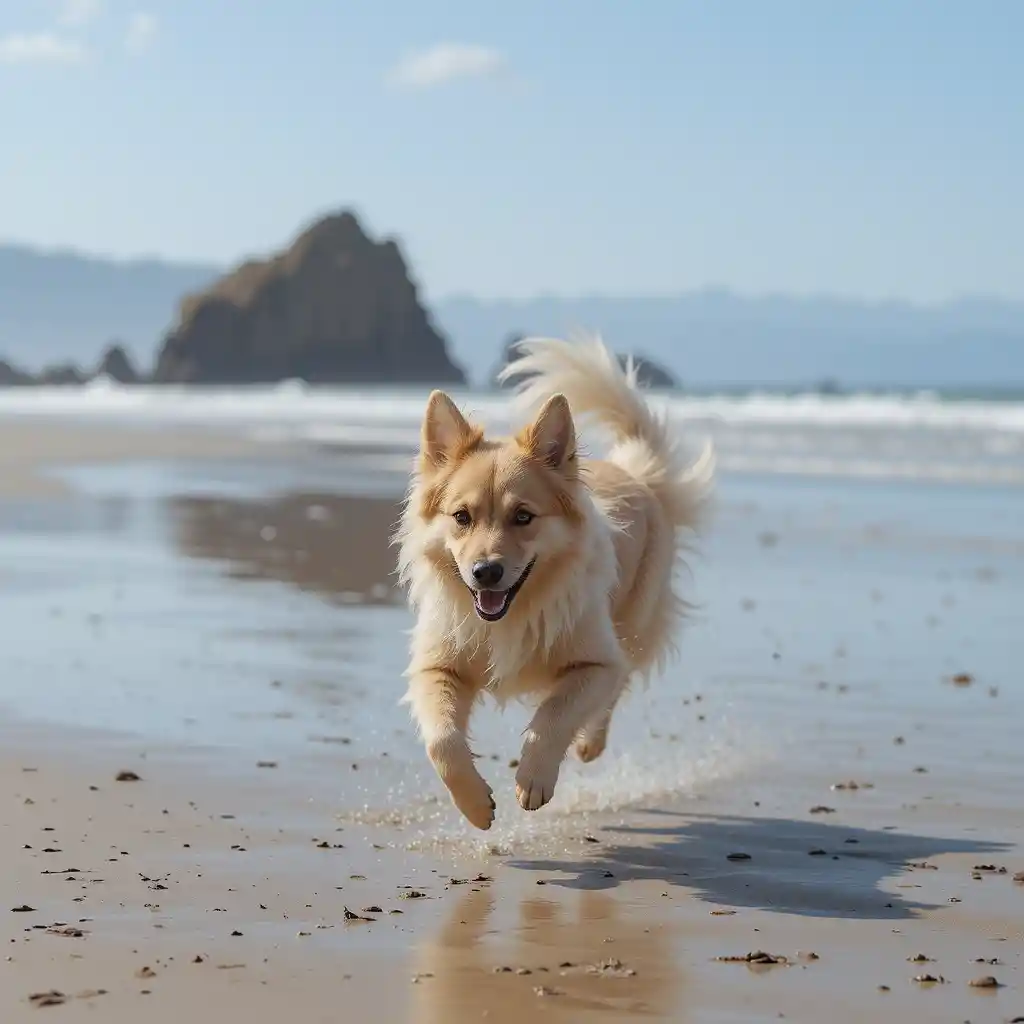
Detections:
[1, 242, 1023, 388]
[437, 293, 1024, 390]
[0, 244, 218, 373]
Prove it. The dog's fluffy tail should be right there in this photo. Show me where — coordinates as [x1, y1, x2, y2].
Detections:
[499, 332, 714, 533]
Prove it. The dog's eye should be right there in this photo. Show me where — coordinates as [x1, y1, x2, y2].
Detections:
[513, 508, 535, 526]
[452, 509, 472, 527]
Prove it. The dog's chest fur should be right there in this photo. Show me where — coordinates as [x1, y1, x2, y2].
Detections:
[402, 484, 627, 700]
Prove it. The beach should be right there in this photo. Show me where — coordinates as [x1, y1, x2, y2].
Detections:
[1, 392, 1022, 1022]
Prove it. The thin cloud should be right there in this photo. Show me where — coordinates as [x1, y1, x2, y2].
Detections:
[0, 31, 87, 64]
[124, 11, 157, 54]
[388, 42, 506, 90]
[58, 0, 103, 28]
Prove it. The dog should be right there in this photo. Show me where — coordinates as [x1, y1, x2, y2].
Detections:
[395, 334, 713, 830]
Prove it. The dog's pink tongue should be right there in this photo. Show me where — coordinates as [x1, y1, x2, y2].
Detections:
[477, 590, 506, 615]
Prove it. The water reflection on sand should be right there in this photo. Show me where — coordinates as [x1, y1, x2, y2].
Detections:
[410, 883, 682, 1023]
[169, 490, 404, 607]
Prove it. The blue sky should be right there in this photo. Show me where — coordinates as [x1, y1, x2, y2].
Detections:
[1, 0, 1021, 301]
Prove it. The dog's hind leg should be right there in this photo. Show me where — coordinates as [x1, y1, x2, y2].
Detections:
[573, 673, 630, 762]
[575, 713, 612, 763]
[406, 667, 495, 831]
[515, 660, 626, 812]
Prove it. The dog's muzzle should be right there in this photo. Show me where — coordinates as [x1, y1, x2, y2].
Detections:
[471, 559, 536, 622]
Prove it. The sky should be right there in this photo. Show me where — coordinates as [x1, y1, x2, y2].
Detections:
[1, 0, 1022, 302]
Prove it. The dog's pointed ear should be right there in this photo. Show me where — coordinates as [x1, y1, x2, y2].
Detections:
[421, 390, 473, 466]
[520, 393, 576, 471]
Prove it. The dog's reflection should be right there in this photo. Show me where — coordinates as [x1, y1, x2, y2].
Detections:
[409, 883, 683, 1022]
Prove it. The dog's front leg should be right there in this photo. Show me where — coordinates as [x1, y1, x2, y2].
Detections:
[515, 660, 623, 812]
[406, 667, 495, 830]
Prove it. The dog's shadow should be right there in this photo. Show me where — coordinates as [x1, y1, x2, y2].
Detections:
[507, 810, 1013, 919]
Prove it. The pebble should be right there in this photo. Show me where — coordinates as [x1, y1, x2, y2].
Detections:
[968, 975, 1001, 989]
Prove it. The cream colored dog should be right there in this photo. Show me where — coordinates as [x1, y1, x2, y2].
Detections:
[395, 335, 712, 830]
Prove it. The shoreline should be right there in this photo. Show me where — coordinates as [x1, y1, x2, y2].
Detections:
[0, 418, 1020, 1021]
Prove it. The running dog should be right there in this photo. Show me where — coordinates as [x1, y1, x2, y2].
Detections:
[395, 334, 712, 829]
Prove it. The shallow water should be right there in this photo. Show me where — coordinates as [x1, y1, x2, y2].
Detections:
[0, 439, 1019, 864]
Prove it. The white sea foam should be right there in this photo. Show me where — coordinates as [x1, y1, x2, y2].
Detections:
[2, 382, 1023, 485]
[0, 380, 1019, 431]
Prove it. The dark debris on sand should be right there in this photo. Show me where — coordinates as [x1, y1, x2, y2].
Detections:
[716, 951, 790, 966]
[28, 990, 67, 1007]
[343, 907, 375, 922]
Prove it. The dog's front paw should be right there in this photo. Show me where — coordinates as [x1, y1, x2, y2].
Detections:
[514, 759, 560, 812]
[447, 767, 496, 830]
[428, 737, 496, 830]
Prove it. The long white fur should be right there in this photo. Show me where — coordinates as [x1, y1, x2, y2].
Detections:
[396, 478, 619, 702]
[499, 331, 715, 534]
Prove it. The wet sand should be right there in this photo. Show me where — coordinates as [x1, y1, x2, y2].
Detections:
[0, 421, 268, 497]
[2, 421, 1022, 1022]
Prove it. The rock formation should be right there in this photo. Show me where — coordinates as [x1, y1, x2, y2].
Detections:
[36, 363, 87, 386]
[627, 354, 678, 389]
[153, 212, 464, 385]
[0, 343, 140, 386]
[493, 334, 679, 390]
[0, 360, 31, 386]
[96, 343, 140, 384]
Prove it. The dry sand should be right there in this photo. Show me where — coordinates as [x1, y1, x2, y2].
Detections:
[1, 420, 1022, 1023]
[0, 420, 269, 498]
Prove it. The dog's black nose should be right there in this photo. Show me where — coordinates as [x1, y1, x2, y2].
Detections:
[472, 560, 504, 587]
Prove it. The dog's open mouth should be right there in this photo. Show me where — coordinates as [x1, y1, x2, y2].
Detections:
[472, 560, 535, 622]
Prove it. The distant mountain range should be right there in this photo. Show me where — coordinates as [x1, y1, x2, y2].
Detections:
[0, 244, 218, 373]
[2, 241, 1023, 390]
[440, 294, 1024, 391]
